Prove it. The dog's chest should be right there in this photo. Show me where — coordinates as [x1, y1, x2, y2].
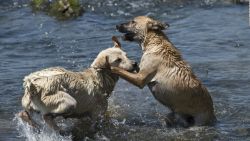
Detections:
[147, 81, 174, 109]
[146, 68, 179, 108]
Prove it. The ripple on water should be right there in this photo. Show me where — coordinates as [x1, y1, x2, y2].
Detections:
[0, 0, 250, 140]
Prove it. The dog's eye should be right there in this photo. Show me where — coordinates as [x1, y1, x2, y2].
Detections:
[115, 58, 122, 63]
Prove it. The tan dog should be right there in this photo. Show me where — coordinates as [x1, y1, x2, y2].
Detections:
[18, 36, 137, 134]
[113, 16, 216, 127]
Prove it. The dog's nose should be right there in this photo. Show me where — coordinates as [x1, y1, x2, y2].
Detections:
[132, 61, 140, 72]
[132, 61, 138, 67]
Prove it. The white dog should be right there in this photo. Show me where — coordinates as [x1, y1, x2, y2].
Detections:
[18, 36, 137, 134]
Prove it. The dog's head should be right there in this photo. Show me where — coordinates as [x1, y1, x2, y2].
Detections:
[116, 16, 169, 42]
[91, 36, 138, 72]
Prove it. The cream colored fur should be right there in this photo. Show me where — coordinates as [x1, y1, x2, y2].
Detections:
[19, 37, 135, 132]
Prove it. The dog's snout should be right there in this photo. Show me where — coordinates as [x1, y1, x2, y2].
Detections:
[116, 24, 124, 31]
[116, 23, 128, 33]
[132, 61, 138, 67]
[131, 61, 139, 72]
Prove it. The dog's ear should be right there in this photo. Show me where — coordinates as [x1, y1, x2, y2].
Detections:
[91, 55, 110, 69]
[147, 20, 169, 30]
[105, 55, 110, 69]
[112, 36, 121, 49]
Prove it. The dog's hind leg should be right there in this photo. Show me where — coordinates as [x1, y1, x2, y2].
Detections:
[18, 110, 39, 128]
[41, 91, 77, 114]
[41, 91, 76, 134]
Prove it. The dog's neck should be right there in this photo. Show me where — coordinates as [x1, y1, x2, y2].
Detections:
[90, 56, 119, 97]
[90, 61, 118, 82]
[140, 30, 183, 67]
[91, 67, 119, 97]
[140, 30, 169, 52]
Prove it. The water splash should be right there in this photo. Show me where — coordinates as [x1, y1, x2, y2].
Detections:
[14, 115, 72, 141]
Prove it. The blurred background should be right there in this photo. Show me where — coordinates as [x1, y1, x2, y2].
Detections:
[0, 0, 249, 140]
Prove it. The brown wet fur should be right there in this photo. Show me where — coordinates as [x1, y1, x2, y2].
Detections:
[113, 16, 216, 127]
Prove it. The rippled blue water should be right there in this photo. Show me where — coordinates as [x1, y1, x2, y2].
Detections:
[0, 0, 250, 140]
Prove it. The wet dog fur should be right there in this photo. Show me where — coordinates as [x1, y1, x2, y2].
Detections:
[18, 37, 137, 134]
[113, 16, 216, 127]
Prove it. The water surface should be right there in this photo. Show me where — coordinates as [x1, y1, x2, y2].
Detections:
[0, 0, 250, 140]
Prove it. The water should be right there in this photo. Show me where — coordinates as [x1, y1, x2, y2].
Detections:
[0, 0, 250, 140]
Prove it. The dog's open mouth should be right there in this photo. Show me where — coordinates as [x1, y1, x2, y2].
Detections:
[122, 33, 135, 41]
[116, 25, 136, 41]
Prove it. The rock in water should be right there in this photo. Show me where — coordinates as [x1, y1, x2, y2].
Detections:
[31, 0, 84, 20]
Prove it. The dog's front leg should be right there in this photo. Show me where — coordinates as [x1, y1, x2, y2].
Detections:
[111, 67, 156, 89]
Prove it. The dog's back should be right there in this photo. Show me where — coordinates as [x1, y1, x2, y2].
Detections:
[22, 67, 117, 116]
